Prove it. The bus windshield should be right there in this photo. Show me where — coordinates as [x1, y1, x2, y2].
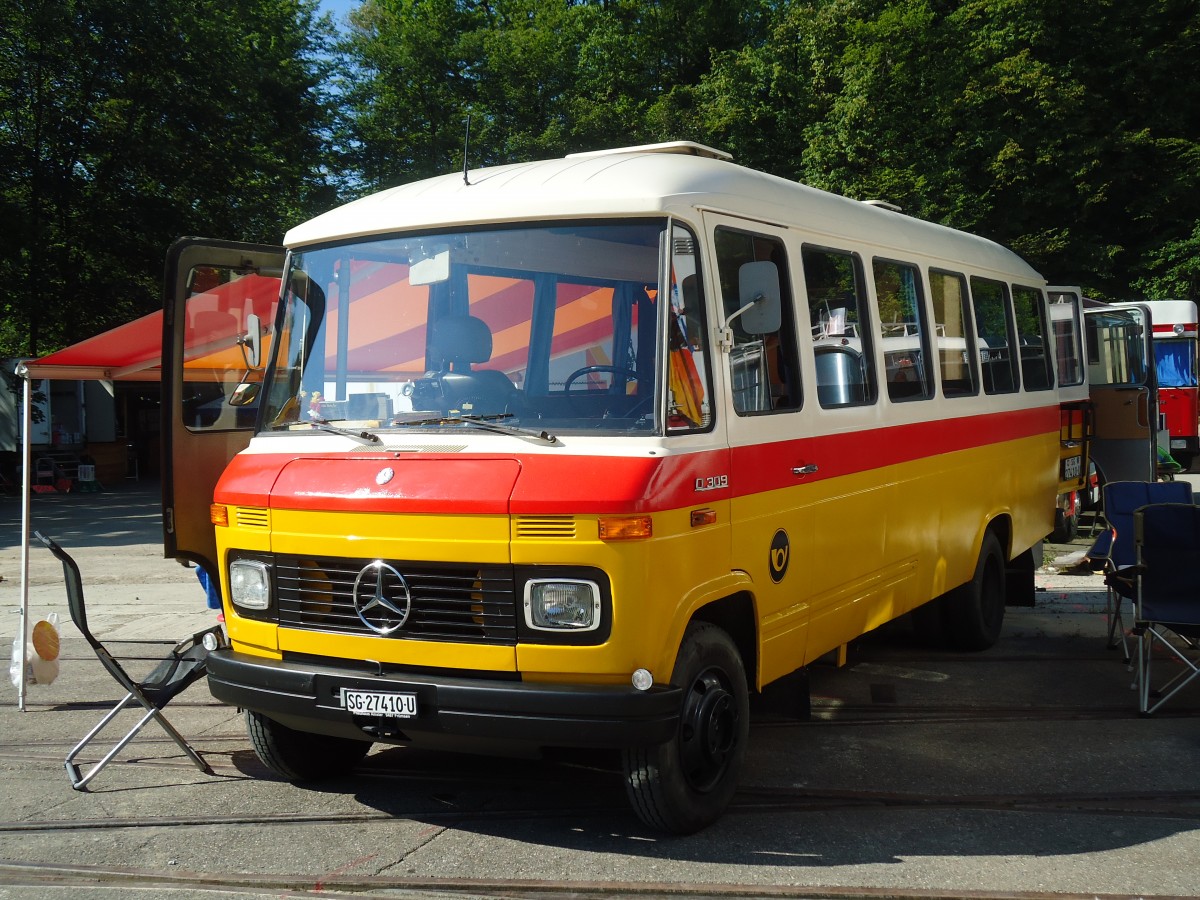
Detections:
[260, 220, 711, 438]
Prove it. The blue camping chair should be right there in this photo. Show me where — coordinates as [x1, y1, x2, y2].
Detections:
[1087, 480, 1193, 660]
[1132, 503, 1200, 714]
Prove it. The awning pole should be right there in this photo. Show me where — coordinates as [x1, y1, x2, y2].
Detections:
[16, 363, 33, 711]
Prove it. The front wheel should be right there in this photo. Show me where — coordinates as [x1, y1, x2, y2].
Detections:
[245, 710, 371, 781]
[622, 621, 749, 834]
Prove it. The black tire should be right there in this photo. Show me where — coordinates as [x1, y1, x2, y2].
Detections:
[245, 710, 371, 781]
[942, 531, 1006, 651]
[622, 621, 749, 834]
[1049, 506, 1079, 543]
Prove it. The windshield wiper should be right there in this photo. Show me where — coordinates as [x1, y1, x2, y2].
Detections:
[393, 413, 557, 445]
[307, 415, 382, 445]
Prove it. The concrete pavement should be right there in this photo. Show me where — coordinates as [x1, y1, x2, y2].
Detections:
[1, 483, 1198, 899]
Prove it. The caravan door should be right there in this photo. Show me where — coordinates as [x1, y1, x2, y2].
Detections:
[1084, 302, 1158, 484]
[161, 238, 285, 573]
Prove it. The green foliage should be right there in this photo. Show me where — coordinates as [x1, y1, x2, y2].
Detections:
[0, 0, 337, 357]
[4, 0, 1200, 361]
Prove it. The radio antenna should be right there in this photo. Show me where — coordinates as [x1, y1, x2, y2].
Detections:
[462, 115, 472, 186]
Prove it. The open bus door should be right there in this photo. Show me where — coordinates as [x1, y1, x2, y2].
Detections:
[1083, 301, 1159, 484]
[161, 238, 285, 574]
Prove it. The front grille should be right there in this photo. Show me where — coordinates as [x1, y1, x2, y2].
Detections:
[275, 555, 517, 644]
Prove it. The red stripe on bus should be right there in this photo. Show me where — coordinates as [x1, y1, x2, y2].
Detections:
[214, 405, 1059, 514]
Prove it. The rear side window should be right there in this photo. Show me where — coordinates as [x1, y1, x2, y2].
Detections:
[1048, 293, 1085, 388]
[1012, 286, 1053, 391]
[970, 277, 1019, 394]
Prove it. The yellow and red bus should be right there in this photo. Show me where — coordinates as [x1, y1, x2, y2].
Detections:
[162, 143, 1087, 834]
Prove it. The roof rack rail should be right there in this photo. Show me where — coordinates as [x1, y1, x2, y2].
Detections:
[567, 141, 733, 162]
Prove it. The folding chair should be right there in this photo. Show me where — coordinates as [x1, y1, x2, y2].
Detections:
[33, 531, 225, 791]
[1132, 503, 1200, 715]
[1086, 480, 1193, 660]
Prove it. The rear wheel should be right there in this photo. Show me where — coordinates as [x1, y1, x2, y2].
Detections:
[1049, 503, 1079, 543]
[246, 710, 371, 781]
[623, 622, 749, 834]
[943, 532, 1006, 651]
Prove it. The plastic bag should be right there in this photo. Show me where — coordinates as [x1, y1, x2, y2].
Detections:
[8, 613, 61, 687]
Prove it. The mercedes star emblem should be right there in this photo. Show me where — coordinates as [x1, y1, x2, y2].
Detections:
[352, 560, 412, 635]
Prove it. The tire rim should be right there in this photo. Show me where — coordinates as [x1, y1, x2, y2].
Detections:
[678, 667, 738, 792]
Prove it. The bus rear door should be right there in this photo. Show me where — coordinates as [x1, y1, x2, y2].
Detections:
[161, 238, 285, 573]
[1047, 287, 1091, 541]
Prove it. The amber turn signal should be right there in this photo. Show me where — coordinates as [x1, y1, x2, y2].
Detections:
[598, 515, 653, 540]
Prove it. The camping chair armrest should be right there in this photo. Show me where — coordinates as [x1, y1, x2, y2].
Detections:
[1086, 528, 1115, 565]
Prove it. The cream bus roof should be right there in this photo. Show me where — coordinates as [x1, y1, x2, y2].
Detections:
[1145, 299, 1198, 325]
[285, 143, 1042, 283]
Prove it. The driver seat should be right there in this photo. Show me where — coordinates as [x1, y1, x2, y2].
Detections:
[427, 315, 515, 414]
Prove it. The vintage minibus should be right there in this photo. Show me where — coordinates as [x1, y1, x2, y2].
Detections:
[162, 142, 1088, 833]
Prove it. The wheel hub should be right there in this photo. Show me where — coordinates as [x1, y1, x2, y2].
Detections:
[679, 669, 738, 791]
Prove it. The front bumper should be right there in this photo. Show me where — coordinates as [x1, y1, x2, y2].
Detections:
[207, 649, 681, 748]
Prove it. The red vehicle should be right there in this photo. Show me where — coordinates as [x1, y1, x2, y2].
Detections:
[1144, 300, 1200, 471]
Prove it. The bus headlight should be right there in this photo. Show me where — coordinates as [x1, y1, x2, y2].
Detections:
[524, 579, 601, 631]
[229, 559, 272, 611]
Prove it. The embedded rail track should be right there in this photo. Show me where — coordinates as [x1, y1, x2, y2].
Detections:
[1, 859, 1197, 900]
[3, 636, 1198, 898]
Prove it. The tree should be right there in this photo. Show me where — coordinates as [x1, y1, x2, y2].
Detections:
[340, 0, 483, 185]
[340, 0, 773, 191]
[689, 0, 1200, 302]
[0, 0, 337, 357]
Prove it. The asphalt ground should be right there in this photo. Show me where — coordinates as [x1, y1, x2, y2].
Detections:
[1, 482, 1198, 899]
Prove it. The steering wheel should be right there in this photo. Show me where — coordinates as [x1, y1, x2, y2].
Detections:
[563, 365, 640, 392]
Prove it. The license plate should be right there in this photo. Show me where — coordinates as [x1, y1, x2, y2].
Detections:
[341, 688, 417, 718]
[1061, 455, 1082, 480]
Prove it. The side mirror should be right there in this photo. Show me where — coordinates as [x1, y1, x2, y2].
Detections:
[228, 381, 261, 407]
[239, 313, 263, 369]
[733, 261, 782, 335]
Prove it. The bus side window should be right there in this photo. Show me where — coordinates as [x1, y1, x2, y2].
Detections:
[715, 227, 801, 415]
[803, 246, 876, 408]
[873, 258, 932, 402]
[1048, 293, 1085, 388]
[930, 269, 978, 397]
[1012, 285, 1053, 391]
[970, 276, 1019, 394]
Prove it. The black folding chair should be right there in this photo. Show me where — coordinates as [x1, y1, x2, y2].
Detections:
[1131, 504, 1200, 715]
[33, 531, 225, 790]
